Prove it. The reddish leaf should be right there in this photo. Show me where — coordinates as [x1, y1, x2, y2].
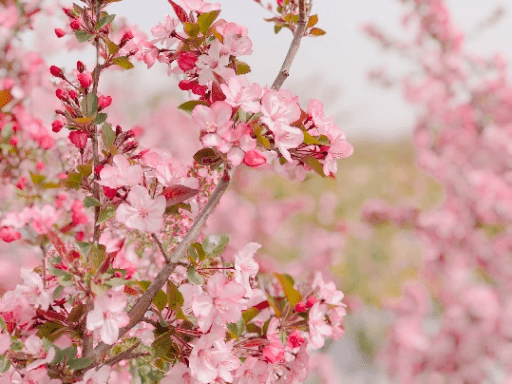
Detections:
[211, 80, 226, 103]
[161, 185, 200, 207]
[47, 231, 69, 262]
[124, 285, 138, 295]
[0, 90, 13, 110]
[168, 0, 189, 23]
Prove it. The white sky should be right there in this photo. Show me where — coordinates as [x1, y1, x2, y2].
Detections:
[104, 0, 512, 141]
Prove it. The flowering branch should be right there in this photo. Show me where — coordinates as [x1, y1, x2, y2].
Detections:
[91, 171, 232, 361]
[271, 0, 310, 90]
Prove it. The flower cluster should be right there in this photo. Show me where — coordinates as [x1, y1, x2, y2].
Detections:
[0, 0, 351, 382]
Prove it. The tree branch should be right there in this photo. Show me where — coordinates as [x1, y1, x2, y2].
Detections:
[151, 233, 170, 264]
[271, 0, 310, 90]
[91, 172, 232, 362]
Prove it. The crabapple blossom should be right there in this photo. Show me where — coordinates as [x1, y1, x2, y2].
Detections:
[98, 154, 143, 189]
[116, 185, 166, 232]
[86, 291, 130, 345]
[234, 242, 261, 295]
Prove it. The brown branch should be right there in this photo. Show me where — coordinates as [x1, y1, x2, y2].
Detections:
[271, 0, 310, 90]
[151, 233, 170, 264]
[91, 172, 232, 362]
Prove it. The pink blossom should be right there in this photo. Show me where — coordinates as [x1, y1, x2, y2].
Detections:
[234, 242, 261, 296]
[192, 101, 233, 148]
[191, 273, 246, 332]
[78, 365, 111, 384]
[263, 341, 284, 363]
[272, 122, 304, 162]
[233, 357, 271, 384]
[196, 41, 232, 85]
[260, 89, 301, 131]
[17, 269, 51, 310]
[77, 72, 92, 89]
[308, 303, 332, 349]
[116, 185, 166, 233]
[220, 76, 262, 113]
[287, 330, 305, 349]
[179, 0, 221, 13]
[161, 362, 199, 384]
[0, 333, 11, 354]
[86, 291, 130, 345]
[151, 15, 181, 49]
[98, 155, 143, 189]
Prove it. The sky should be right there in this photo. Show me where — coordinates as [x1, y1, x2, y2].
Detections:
[104, 0, 512, 141]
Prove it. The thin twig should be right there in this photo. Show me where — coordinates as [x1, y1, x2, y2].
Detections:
[151, 233, 170, 264]
[271, 0, 310, 90]
[40, 245, 47, 289]
[91, 171, 232, 362]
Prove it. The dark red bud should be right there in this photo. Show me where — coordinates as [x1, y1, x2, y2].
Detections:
[50, 65, 63, 77]
[52, 120, 64, 133]
[70, 20, 80, 30]
[76, 61, 85, 73]
[55, 28, 66, 38]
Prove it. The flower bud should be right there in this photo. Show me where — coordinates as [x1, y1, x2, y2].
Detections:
[0, 227, 21, 243]
[192, 83, 207, 96]
[50, 65, 63, 77]
[179, 79, 194, 91]
[52, 120, 64, 133]
[70, 20, 80, 30]
[16, 176, 27, 190]
[54, 28, 66, 38]
[77, 72, 92, 89]
[177, 52, 198, 71]
[68, 89, 78, 99]
[76, 61, 85, 73]
[294, 302, 307, 312]
[305, 296, 318, 308]
[98, 95, 112, 110]
[103, 186, 117, 199]
[69, 131, 88, 149]
[244, 150, 266, 167]
[55, 89, 67, 100]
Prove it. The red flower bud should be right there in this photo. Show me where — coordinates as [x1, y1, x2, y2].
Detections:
[16, 176, 27, 190]
[305, 296, 318, 308]
[54, 28, 66, 38]
[70, 20, 80, 30]
[177, 52, 198, 71]
[68, 89, 77, 99]
[55, 89, 67, 100]
[294, 302, 307, 312]
[76, 61, 85, 73]
[69, 131, 88, 149]
[98, 95, 112, 110]
[192, 83, 207, 96]
[95, 164, 104, 175]
[0, 227, 21, 243]
[103, 186, 117, 199]
[122, 31, 134, 41]
[50, 65, 63, 77]
[77, 72, 92, 89]
[244, 150, 266, 167]
[52, 120, 64, 133]
[178, 79, 194, 91]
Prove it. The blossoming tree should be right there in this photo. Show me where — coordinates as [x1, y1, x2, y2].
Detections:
[0, 0, 352, 382]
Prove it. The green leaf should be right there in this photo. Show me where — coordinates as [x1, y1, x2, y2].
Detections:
[82, 93, 98, 117]
[75, 30, 94, 43]
[97, 206, 116, 224]
[307, 14, 319, 28]
[112, 56, 134, 69]
[302, 130, 322, 145]
[96, 14, 116, 30]
[105, 37, 120, 55]
[154, 289, 168, 312]
[183, 22, 200, 38]
[188, 242, 206, 262]
[202, 235, 229, 258]
[274, 273, 302, 307]
[167, 281, 184, 308]
[37, 322, 63, 342]
[136, 280, 151, 291]
[102, 123, 116, 148]
[177, 100, 210, 114]
[197, 10, 221, 35]
[302, 155, 327, 178]
[30, 172, 46, 185]
[76, 241, 92, 256]
[227, 317, 245, 338]
[0, 355, 11, 373]
[50, 347, 64, 365]
[193, 147, 222, 166]
[94, 112, 108, 125]
[83, 196, 100, 207]
[309, 27, 326, 36]
[187, 267, 204, 285]
[68, 357, 92, 370]
[77, 164, 92, 178]
[62, 345, 77, 361]
[87, 243, 106, 269]
[242, 307, 259, 323]
[63, 172, 82, 189]
[235, 61, 251, 75]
